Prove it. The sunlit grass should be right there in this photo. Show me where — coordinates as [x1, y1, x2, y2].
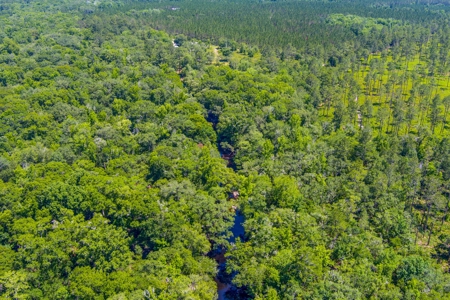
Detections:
[349, 51, 450, 136]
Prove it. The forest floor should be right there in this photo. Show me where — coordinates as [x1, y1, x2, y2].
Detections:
[318, 52, 450, 135]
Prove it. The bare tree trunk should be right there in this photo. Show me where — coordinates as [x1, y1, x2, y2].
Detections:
[427, 222, 434, 246]
[415, 226, 419, 244]
[423, 203, 431, 233]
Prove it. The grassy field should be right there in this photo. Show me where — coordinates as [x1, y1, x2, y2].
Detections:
[354, 51, 450, 135]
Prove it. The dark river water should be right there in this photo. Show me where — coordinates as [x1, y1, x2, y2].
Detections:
[216, 210, 245, 299]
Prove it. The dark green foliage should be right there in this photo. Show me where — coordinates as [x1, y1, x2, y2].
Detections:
[1, 0, 450, 299]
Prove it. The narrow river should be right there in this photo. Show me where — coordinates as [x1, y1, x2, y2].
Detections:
[216, 211, 245, 300]
[206, 103, 245, 298]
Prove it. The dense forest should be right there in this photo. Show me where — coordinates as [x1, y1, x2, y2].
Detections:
[2, 0, 450, 299]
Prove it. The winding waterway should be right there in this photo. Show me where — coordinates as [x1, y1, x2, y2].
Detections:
[215, 211, 245, 299]
[206, 99, 245, 298]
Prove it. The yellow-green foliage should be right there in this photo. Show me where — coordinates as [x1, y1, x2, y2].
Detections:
[352, 50, 450, 135]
